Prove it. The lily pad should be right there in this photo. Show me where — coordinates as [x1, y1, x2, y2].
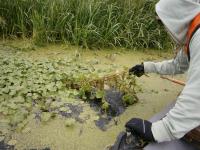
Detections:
[95, 90, 105, 99]
[7, 103, 18, 110]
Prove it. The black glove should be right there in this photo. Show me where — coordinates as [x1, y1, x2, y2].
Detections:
[125, 118, 155, 142]
[129, 64, 144, 77]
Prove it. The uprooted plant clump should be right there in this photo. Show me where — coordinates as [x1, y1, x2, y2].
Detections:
[0, 48, 139, 135]
[77, 70, 139, 130]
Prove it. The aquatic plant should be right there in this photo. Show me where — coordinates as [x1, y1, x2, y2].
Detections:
[0, 0, 171, 49]
[0, 47, 138, 132]
[75, 70, 138, 112]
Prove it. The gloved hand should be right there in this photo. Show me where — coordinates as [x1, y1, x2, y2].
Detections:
[129, 64, 144, 77]
[125, 118, 155, 142]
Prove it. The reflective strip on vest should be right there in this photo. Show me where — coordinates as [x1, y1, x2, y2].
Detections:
[185, 13, 200, 60]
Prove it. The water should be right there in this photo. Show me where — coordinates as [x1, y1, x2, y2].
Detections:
[0, 40, 185, 150]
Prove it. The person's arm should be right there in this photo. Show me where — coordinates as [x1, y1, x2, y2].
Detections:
[152, 29, 200, 142]
[144, 49, 189, 75]
[126, 29, 200, 143]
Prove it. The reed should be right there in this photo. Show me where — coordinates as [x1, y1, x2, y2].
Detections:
[0, 0, 171, 49]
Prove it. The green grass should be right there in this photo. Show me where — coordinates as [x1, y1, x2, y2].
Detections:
[0, 0, 171, 49]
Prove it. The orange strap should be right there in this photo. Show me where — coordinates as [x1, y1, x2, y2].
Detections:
[185, 13, 200, 59]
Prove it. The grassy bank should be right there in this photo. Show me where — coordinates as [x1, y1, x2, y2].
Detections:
[0, 0, 171, 49]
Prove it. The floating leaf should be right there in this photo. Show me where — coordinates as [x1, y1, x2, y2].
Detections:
[95, 90, 105, 99]
[2, 88, 9, 94]
[56, 81, 63, 89]
[122, 94, 136, 105]
[101, 101, 109, 111]
[7, 103, 18, 110]
[13, 96, 25, 103]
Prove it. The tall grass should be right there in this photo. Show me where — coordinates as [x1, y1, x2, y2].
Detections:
[0, 0, 171, 49]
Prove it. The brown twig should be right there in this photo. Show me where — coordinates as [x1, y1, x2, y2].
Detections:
[160, 76, 185, 86]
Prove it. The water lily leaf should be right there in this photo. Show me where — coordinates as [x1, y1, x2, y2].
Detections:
[32, 93, 39, 99]
[7, 103, 18, 110]
[13, 96, 25, 103]
[2, 88, 9, 94]
[26, 93, 32, 97]
[9, 90, 16, 96]
[23, 103, 32, 110]
[56, 81, 63, 89]
[46, 83, 56, 92]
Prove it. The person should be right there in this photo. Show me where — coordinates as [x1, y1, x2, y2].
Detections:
[127, 0, 200, 143]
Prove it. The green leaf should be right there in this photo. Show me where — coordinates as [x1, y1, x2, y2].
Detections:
[95, 90, 104, 99]
[32, 93, 39, 99]
[7, 103, 18, 110]
[101, 101, 109, 111]
[13, 96, 25, 103]
[56, 81, 63, 89]
[9, 90, 17, 96]
[10, 112, 25, 126]
[2, 88, 9, 94]
[122, 94, 136, 105]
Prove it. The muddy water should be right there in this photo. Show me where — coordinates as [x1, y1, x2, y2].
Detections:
[0, 41, 185, 150]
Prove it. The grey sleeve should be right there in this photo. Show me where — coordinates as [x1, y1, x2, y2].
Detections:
[143, 50, 189, 75]
[151, 29, 200, 142]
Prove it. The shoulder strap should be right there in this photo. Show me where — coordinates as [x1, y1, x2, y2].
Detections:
[185, 13, 200, 60]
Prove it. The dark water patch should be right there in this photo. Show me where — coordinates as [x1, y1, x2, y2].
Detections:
[91, 89, 126, 131]
[0, 140, 14, 150]
[105, 90, 125, 116]
[95, 117, 111, 131]
[34, 99, 84, 124]
[91, 89, 125, 116]
[59, 103, 84, 123]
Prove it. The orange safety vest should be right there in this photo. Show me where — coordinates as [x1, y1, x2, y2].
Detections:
[185, 13, 200, 60]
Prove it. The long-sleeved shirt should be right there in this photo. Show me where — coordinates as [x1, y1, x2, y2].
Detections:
[143, 28, 200, 142]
